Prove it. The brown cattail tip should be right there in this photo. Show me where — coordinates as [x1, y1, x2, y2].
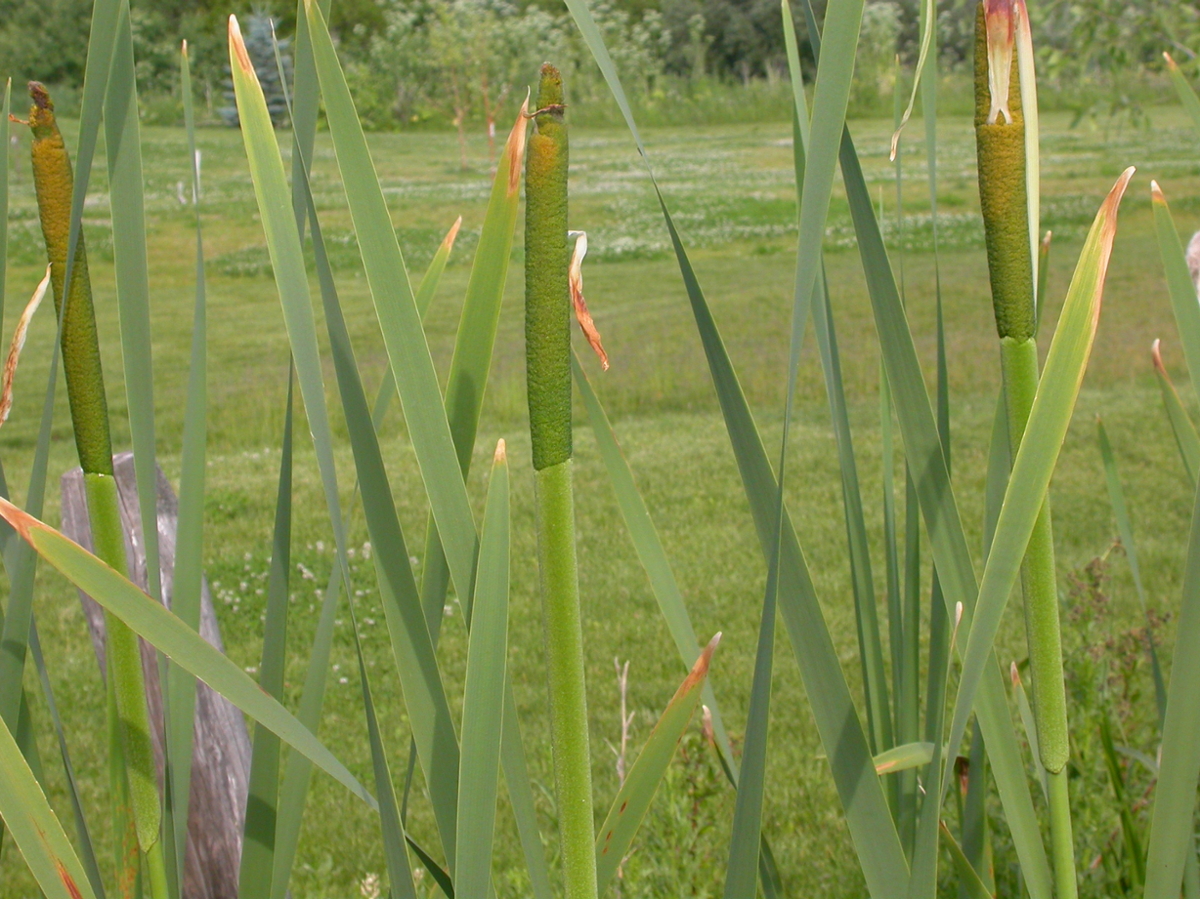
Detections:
[494, 438, 507, 464]
[28, 82, 51, 111]
[229, 16, 253, 74]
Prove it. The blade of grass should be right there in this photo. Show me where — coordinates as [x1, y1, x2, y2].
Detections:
[1151, 182, 1200, 398]
[238, 373, 295, 899]
[304, 0, 479, 604]
[296, 143, 461, 866]
[163, 38, 209, 888]
[0, 499, 375, 806]
[1096, 416, 1167, 724]
[1012, 661, 1048, 801]
[1100, 707, 1146, 893]
[565, 3, 907, 894]
[597, 634, 720, 896]
[797, 2, 1051, 893]
[455, 441, 511, 899]
[873, 743, 935, 775]
[0, 712, 98, 899]
[1164, 54, 1200, 138]
[940, 822, 994, 899]
[1143, 473, 1200, 899]
[1151, 341, 1200, 486]
[27, 621, 107, 899]
[271, 195, 465, 899]
[942, 168, 1134, 843]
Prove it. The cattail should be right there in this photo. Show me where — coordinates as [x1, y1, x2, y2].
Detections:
[525, 63, 598, 899]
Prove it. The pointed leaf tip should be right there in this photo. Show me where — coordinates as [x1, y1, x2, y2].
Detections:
[1010, 660, 1021, 686]
[229, 16, 252, 73]
[1152, 339, 1166, 374]
[1165, 51, 1178, 71]
[507, 96, 530, 196]
[1151, 180, 1166, 204]
[494, 438, 507, 463]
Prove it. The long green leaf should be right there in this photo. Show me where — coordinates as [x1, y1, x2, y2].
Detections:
[166, 39, 210, 888]
[836, 100, 1052, 899]
[238, 373, 294, 899]
[597, 634, 719, 896]
[1096, 416, 1167, 723]
[942, 168, 1134, 826]
[940, 822, 994, 899]
[1152, 182, 1200, 399]
[0, 498, 374, 806]
[298, 142, 461, 864]
[572, 354, 736, 772]
[1143, 473, 1200, 899]
[0, 713, 97, 899]
[455, 441, 511, 899]
[563, 3, 907, 895]
[1165, 54, 1200, 138]
[304, 0, 479, 603]
[1151, 340, 1200, 485]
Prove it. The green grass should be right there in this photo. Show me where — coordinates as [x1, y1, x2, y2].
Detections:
[2, 104, 1198, 897]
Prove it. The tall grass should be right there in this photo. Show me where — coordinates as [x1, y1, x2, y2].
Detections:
[1, 1, 1199, 898]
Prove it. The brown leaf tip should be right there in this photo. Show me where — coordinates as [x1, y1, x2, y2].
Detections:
[1165, 51, 1178, 71]
[494, 438, 507, 464]
[1152, 339, 1166, 374]
[0, 496, 38, 543]
[1009, 660, 1021, 687]
[442, 216, 463, 253]
[229, 16, 253, 74]
[507, 95, 530, 197]
[1150, 180, 1166, 205]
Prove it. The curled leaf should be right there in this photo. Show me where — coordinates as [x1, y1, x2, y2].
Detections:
[0, 265, 51, 428]
[568, 230, 608, 370]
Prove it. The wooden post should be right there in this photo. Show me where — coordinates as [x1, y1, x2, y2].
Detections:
[61, 452, 250, 899]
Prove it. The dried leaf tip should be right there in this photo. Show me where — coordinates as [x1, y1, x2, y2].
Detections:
[507, 94, 530, 197]
[1150, 179, 1166, 205]
[181, 38, 188, 56]
[983, 0, 1017, 124]
[0, 266, 51, 428]
[568, 231, 608, 370]
[1152, 339, 1166, 374]
[0, 496, 37, 542]
[494, 438, 507, 463]
[442, 216, 463, 252]
[1164, 51, 1179, 72]
[1010, 660, 1021, 686]
[228, 16, 252, 74]
[1100, 167, 1136, 226]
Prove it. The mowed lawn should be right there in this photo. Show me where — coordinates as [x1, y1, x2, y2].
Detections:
[2, 102, 1200, 897]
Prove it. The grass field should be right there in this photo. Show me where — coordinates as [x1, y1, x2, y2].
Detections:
[2, 102, 1199, 897]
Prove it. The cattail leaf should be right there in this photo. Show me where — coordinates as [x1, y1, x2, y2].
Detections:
[1096, 417, 1167, 724]
[1151, 182, 1200, 397]
[943, 166, 1134, 831]
[455, 442, 511, 899]
[597, 635, 720, 896]
[239, 375, 294, 899]
[567, 1, 905, 894]
[939, 822, 994, 899]
[0, 713, 97, 899]
[572, 353, 738, 776]
[303, 0, 480, 603]
[1151, 340, 1200, 485]
[0, 498, 374, 807]
[1165, 53, 1200, 138]
[1144, 473, 1200, 898]
[873, 742, 935, 775]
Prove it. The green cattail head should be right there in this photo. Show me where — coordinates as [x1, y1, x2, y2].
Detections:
[27, 81, 113, 476]
[975, 2, 1035, 341]
[525, 63, 571, 471]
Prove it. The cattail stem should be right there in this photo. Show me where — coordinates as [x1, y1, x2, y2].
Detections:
[27, 83, 165, 890]
[976, 9, 1076, 897]
[525, 64, 597, 899]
